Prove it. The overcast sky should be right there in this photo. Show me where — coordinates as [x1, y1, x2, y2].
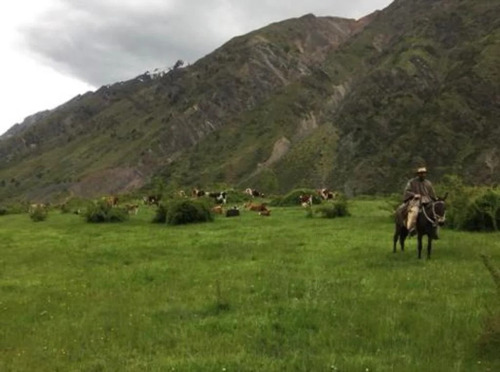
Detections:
[0, 0, 393, 136]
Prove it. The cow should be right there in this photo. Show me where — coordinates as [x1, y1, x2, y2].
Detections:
[299, 194, 313, 207]
[211, 205, 224, 214]
[207, 191, 227, 204]
[192, 188, 206, 198]
[244, 202, 268, 212]
[245, 188, 264, 198]
[103, 196, 119, 207]
[317, 188, 335, 200]
[259, 209, 271, 216]
[226, 206, 240, 217]
[143, 195, 160, 206]
[125, 204, 139, 215]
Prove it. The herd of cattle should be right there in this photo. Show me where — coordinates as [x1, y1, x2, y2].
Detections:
[27, 188, 338, 218]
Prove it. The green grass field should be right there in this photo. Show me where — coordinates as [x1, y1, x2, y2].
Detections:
[1, 200, 499, 371]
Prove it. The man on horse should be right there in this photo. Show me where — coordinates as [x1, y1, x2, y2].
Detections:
[401, 166, 437, 237]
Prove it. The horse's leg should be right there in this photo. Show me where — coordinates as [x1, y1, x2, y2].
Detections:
[400, 228, 407, 252]
[417, 233, 423, 259]
[393, 226, 399, 253]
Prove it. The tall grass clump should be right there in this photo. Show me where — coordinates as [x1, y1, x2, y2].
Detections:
[154, 199, 213, 225]
[84, 200, 129, 223]
[316, 195, 350, 218]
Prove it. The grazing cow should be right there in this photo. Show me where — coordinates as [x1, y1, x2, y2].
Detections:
[143, 195, 160, 206]
[259, 209, 271, 216]
[207, 191, 227, 204]
[125, 204, 139, 215]
[245, 188, 264, 198]
[317, 188, 335, 200]
[192, 188, 206, 197]
[299, 194, 313, 207]
[226, 206, 240, 217]
[244, 202, 268, 212]
[211, 205, 224, 214]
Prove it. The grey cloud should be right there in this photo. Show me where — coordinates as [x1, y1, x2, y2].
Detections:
[20, 0, 392, 87]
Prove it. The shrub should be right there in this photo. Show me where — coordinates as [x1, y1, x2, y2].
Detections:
[29, 205, 48, 222]
[166, 199, 213, 225]
[0, 206, 7, 216]
[269, 188, 322, 207]
[316, 196, 350, 219]
[84, 200, 129, 223]
[152, 203, 168, 223]
[459, 190, 500, 232]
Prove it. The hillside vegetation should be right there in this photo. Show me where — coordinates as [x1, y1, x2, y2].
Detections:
[0, 0, 499, 202]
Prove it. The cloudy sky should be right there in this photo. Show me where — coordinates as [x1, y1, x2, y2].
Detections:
[1, 0, 393, 136]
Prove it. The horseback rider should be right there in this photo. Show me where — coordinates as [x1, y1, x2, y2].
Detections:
[402, 167, 437, 236]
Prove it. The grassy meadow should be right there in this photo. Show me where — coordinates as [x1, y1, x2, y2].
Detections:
[1, 199, 499, 371]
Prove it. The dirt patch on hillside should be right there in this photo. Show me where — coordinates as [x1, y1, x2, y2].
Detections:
[70, 167, 146, 198]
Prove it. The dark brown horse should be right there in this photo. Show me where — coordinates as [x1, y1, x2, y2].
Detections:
[393, 195, 447, 259]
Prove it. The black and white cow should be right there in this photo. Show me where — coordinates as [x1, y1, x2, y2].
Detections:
[208, 191, 227, 204]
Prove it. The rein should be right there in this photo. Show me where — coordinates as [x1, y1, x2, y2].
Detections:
[421, 201, 446, 226]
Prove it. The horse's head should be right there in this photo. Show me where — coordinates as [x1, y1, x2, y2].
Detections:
[433, 193, 448, 226]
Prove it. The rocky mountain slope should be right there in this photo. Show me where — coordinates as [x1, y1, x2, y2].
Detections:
[0, 0, 499, 202]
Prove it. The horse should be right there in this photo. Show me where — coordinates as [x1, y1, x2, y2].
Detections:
[393, 195, 447, 259]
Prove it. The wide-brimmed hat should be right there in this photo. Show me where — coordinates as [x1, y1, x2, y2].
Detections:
[416, 167, 427, 173]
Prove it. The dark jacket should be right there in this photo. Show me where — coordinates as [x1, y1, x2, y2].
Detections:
[403, 177, 437, 203]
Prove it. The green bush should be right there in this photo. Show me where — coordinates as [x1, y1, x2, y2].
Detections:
[459, 190, 500, 232]
[316, 196, 350, 218]
[152, 203, 168, 223]
[167, 199, 213, 225]
[269, 188, 322, 207]
[154, 199, 213, 225]
[84, 200, 129, 223]
[29, 206, 48, 222]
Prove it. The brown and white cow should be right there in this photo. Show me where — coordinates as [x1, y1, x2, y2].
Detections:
[299, 194, 313, 207]
[244, 188, 264, 198]
[317, 188, 336, 200]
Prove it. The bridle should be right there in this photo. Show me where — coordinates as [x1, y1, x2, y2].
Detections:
[421, 200, 446, 227]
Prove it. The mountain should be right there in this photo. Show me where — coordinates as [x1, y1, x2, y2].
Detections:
[0, 0, 499, 202]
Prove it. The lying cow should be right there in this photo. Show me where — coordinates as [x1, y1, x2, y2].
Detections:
[211, 205, 224, 214]
[244, 202, 268, 212]
[226, 206, 240, 217]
